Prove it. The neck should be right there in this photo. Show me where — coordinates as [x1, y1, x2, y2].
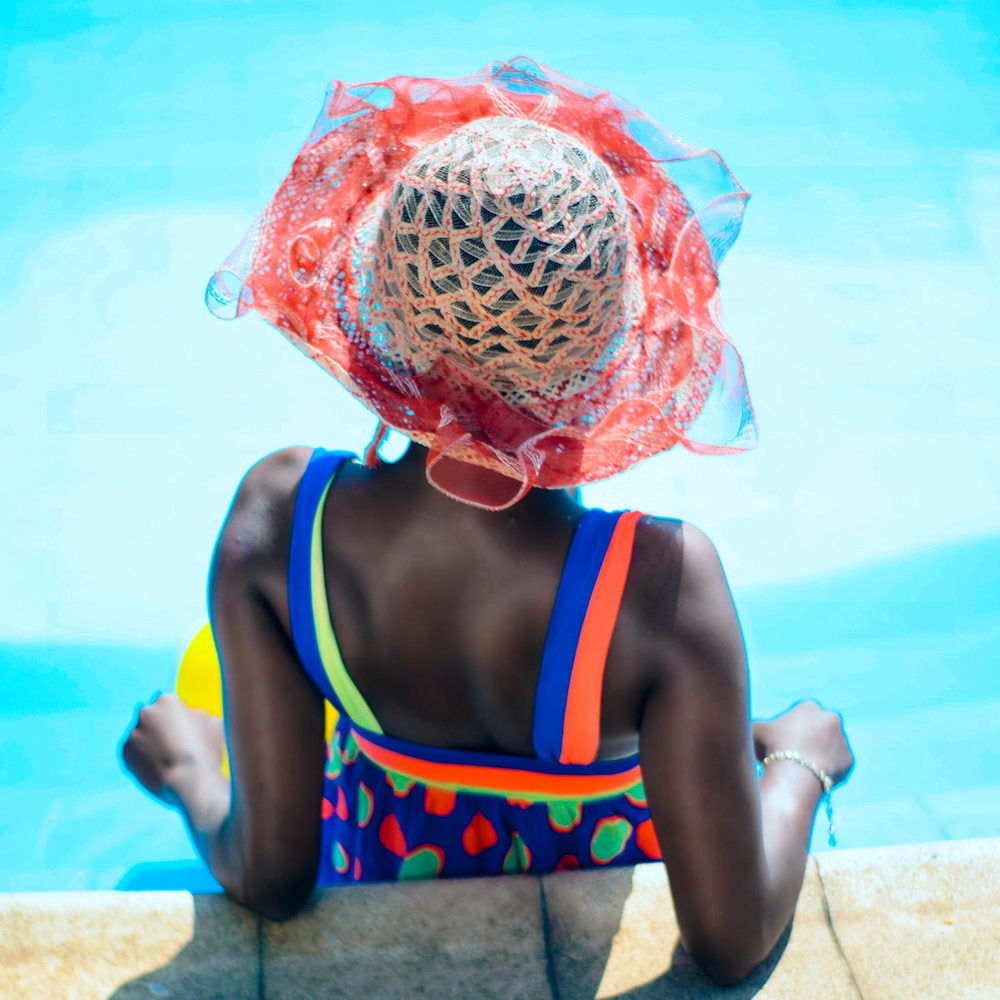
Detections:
[379, 441, 580, 519]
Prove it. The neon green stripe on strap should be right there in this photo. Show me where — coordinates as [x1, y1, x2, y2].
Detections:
[310, 479, 383, 734]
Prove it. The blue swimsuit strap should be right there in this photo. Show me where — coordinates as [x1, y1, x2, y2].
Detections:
[287, 447, 357, 712]
[531, 508, 627, 763]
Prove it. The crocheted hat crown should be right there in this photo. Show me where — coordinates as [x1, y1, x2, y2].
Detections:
[372, 117, 636, 413]
[207, 58, 757, 509]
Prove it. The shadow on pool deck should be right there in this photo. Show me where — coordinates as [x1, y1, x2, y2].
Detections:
[4, 839, 1000, 999]
[102, 865, 792, 1000]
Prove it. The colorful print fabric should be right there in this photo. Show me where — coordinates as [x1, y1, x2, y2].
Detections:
[317, 718, 662, 885]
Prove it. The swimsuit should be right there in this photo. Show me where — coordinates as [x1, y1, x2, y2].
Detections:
[288, 449, 662, 883]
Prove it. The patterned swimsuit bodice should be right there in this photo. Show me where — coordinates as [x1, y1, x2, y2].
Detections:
[287, 448, 661, 883]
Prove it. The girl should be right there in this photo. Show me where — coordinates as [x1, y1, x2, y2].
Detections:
[122, 59, 852, 986]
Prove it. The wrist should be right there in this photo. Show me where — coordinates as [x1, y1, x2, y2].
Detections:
[162, 760, 230, 832]
[759, 752, 838, 848]
[759, 756, 824, 810]
[760, 750, 833, 795]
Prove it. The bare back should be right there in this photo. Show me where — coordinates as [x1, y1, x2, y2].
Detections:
[249, 443, 686, 762]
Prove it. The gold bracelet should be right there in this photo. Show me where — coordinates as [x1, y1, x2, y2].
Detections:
[761, 750, 837, 847]
[760, 750, 834, 795]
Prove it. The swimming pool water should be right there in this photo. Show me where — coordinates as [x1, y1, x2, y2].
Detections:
[3, 534, 998, 892]
[3, 0, 998, 895]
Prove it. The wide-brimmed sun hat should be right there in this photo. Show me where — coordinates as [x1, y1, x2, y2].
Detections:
[207, 57, 756, 509]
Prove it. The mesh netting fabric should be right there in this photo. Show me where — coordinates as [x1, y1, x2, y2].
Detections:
[207, 57, 757, 509]
[371, 117, 636, 410]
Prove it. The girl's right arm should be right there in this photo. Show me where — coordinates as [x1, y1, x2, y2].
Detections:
[121, 450, 326, 920]
[638, 523, 852, 986]
[202, 448, 328, 919]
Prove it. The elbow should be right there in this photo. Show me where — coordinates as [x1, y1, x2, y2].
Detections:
[252, 894, 311, 924]
[684, 925, 772, 987]
[222, 862, 316, 922]
[691, 948, 760, 988]
[233, 876, 314, 922]
[209, 815, 318, 922]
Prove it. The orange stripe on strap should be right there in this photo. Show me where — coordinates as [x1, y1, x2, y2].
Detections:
[560, 510, 643, 765]
[352, 730, 642, 803]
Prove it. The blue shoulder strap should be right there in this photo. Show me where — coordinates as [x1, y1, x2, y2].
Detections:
[287, 448, 356, 710]
[531, 508, 625, 762]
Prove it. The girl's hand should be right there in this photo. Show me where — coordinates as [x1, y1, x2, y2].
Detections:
[753, 700, 854, 787]
[121, 693, 226, 804]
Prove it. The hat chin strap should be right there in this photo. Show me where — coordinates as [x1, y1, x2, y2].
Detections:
[362, 420, 391, 469]
[426, 417, 540, 512]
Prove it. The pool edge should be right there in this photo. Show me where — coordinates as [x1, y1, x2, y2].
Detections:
[2, 837, 998, 999]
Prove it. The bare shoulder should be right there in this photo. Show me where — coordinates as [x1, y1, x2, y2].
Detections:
[213, 447, 313, 573]
[674, 522, 731, 612]
[234, 447, 313, 510]
[628, 517, 728, 613]
[672, 521, 746, 684]
[631, 517, 745, 688]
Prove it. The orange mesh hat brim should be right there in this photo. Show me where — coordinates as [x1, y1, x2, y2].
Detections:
[207, 57, 757, 509]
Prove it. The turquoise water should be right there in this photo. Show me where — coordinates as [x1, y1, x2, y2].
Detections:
[2, 1, 998, 889]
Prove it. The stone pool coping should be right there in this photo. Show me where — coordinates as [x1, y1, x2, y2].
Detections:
[2, 837, 998, 999]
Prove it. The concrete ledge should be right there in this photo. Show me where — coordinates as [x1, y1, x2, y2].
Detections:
[262, 877, 549, 999]
[0, 891, 257, 1000]
[2, 839, 998, 999]
[815, 839, 1000, 1000]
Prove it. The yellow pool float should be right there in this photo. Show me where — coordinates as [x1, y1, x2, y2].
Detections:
[177, 623, 338, 775]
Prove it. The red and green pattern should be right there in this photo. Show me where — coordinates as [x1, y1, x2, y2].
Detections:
[317, 719, 660, 885]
